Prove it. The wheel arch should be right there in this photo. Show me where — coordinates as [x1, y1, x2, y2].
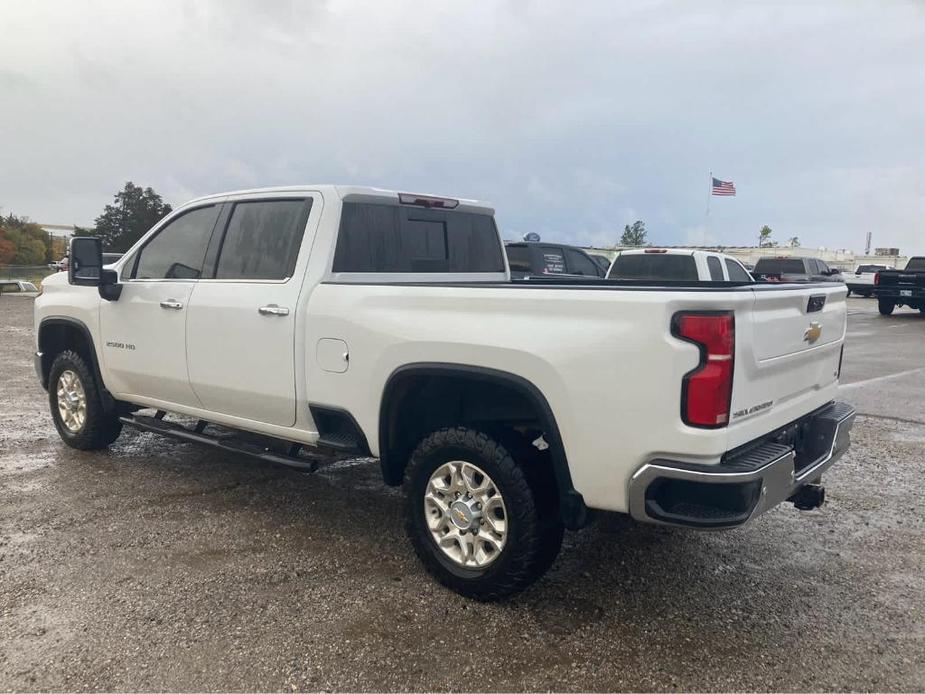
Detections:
[37, 317, 113, 408]
[378, 362, 588, 529]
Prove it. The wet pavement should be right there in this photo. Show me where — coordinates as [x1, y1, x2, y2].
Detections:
[1, 296, 923, 691]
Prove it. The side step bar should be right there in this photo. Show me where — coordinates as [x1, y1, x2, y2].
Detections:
[120, 413, 321, 472]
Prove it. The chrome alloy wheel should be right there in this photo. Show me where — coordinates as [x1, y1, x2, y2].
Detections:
[56, 369, 87, 433]
[424, 461, 508, 568]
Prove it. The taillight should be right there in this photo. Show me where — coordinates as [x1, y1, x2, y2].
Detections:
[672, 311, 735, 428]
[874, 272, 880, 285]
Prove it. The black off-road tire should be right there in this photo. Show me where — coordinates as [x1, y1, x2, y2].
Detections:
[405, 427, 564, 601]
[48, 350, 122, 450]
[878, 299, 895, 316]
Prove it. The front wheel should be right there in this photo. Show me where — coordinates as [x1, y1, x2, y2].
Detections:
[405, 427, 563, 600]
[878, 299, 896, 316]
[49, 350, 122, 449]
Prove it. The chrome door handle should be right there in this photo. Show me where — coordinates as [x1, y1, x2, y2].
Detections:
[159, 299, 184, 310]
[258, 304, 290, 316]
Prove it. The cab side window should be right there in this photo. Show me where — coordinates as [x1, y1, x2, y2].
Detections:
[725, 259, 751, 281]
[132, 206, 220, 280]
[213, 199, 312, 281]
[707, 255, 724, 280]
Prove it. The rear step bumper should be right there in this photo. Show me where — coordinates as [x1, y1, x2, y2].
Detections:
[628, 401, 856, 529]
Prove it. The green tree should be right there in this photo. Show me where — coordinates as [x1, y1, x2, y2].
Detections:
[81, 182, 173, 252]
[787, 236, 800, 247]
[759, 225, 776, 248]
[620, 220, 647, 246]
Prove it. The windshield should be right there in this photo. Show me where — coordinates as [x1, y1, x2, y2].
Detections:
[753, 258, 806, 275]
[905, 257, 925, 271]
[607, 254, 698, 281]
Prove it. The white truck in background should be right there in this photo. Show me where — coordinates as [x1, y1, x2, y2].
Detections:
[34, 185, 855, 599]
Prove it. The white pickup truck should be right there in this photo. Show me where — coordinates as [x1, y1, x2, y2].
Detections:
[35, 185, 855, 599]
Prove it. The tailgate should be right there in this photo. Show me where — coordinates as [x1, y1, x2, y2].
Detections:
[728, 285, 846, 439]
[751, 286, 845, 360]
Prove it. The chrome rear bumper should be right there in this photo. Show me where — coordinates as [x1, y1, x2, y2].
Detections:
[629, 401, 856, 529]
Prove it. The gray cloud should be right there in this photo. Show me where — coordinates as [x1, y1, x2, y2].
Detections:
[1, 0, 923, 253]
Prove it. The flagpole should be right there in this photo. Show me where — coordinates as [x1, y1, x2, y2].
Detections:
[705, 171, 712, 244]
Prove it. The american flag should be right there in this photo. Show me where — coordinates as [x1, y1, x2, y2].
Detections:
[712, 177, 736, 196]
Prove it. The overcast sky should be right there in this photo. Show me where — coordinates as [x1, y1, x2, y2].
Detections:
[2, 0, 923, 253]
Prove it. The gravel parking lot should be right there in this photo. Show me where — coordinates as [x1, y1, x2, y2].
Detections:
[1, 295, 923, 692]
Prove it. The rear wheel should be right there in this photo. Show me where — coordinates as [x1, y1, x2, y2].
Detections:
[49, 350, 122, 449]
[878, 299, 896, 316]
[405, 427, 563, 601]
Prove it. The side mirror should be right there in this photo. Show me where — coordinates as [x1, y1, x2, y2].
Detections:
[830, 268, 842, 275]
[69, 237, 103, 286]
[68, 237, 122, 301]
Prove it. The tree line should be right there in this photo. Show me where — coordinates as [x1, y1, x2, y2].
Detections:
[0, 215, 67, 266]
[618, 221, 798, 248]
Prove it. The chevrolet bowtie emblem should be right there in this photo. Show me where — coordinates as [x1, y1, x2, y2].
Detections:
[803, 321, 823, 344]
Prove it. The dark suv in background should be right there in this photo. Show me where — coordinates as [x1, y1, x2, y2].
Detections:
[505, 242, 606, 279]
[752, 256, 845, 283]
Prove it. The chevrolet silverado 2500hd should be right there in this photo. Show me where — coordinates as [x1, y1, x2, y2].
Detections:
[35, 185, 856, 599]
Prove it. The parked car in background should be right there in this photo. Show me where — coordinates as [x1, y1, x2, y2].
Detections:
[845, 264, 888, 297]
[0, 280, 40, 295]
[505, 241, 605, 278]
[872, 256, 925, 315]
[752, 257, 845, 284]
[607, 248, 753, 282]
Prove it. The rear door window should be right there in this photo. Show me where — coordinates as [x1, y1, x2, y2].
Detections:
[133, 205, 220, 280]
[706, 255, 724, 281]
[725, 259, 752, 281]
[565, 249, 601, 277]
[607, 254, 699, 281]
[541, 248, 567, 274]
[333, 203, 504, 273]
[214, 199, 312, 280]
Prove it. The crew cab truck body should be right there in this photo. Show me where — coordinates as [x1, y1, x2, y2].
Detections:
[873, 257, 925, 315]
[35, 185, 856, 600]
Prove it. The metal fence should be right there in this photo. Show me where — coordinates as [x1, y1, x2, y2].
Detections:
[0, 265, 60, 286]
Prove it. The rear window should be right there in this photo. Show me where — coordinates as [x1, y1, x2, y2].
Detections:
[607, 254, 698, 281]
[905, 258, 925, 271]
[333, 203, 504, 273]
[753, 258, 806, 275]
[856, 264, 886, 273]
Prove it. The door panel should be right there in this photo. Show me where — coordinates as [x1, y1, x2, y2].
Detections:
[99, 281, 200, 405]
[186, 282, 301, 425]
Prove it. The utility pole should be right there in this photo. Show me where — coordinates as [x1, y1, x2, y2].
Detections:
[865, 231, 872, 256]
